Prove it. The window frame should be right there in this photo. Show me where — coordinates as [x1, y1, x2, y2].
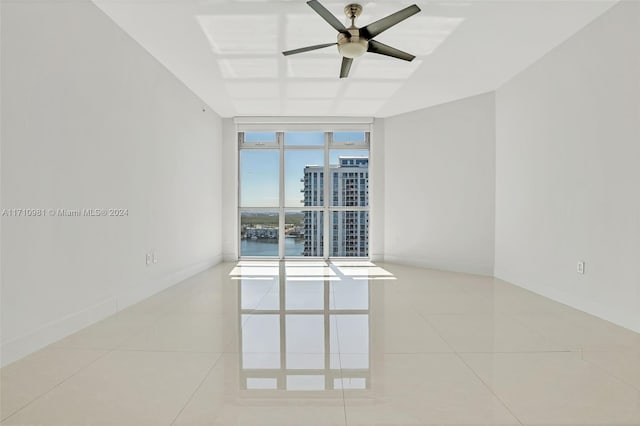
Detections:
[238, 130, 370, 259]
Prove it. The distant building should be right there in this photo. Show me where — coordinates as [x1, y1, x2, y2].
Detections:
[303, 157, 369, 256]
[245, 226, 278, 240]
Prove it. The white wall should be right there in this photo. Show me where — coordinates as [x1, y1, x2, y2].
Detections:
[370, 118, 385, 261]
[383, 93, 496, 275]
[1, 0, 223, 366]
[221, 118, 237, 261]
[495, 1, 640, 331]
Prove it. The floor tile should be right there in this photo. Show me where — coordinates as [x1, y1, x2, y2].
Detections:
[284, 279, 326, 310]
[462, 352, 640, 424]
[372, 310, 452, 354]
[333, 266, 394, 277]
[118, 311, 235, 353]
[582, 349, 640, 390]
[285, 266, 336, 277]
[3, 261, 640, 426]
[238, 278, 279, 311]
[408, 290, 498, 315]
[343, 353, 519, 425]
[118, 273, 207, 316]
[331, 279, 370, 311]
[488, 278, 579, 316]
[229, 265, 281, 277]
[427, 313, 568, 353]
[51, 312, 162, 350]
[0, 348, 105, 421]
[2, 350, 219, 426]
[514, 311, 640, 351]
[173, 354, 347, 426]
[333, 314, 370, 369]
[170, 281, 236, 315]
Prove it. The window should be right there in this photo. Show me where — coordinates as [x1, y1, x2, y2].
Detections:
[240, 150, 279, 207]
[240, 211, 279, 257]
[239, 130, 369, 258]
[244, 132, 277, 144]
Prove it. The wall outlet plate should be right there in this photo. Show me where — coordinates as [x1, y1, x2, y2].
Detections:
[577, 261, 585, 274]
[146, 253, 152, 265]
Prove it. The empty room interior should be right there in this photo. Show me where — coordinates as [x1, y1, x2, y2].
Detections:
[1, 0, 640, 425]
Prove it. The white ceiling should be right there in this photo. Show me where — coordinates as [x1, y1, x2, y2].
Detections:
[92, 0, 615, 118]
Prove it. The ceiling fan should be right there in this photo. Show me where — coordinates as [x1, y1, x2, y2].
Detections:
[283, 0, 421, 78]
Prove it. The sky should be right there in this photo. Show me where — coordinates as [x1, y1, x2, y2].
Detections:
[240, 132, 368, 208]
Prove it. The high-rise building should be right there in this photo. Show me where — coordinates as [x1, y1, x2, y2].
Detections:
[303, 157, 369, 257]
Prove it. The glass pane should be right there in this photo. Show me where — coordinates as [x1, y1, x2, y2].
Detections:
[303, 211, 324, 257]
[240, 150, 279, 207]
[330, 211, 368, 257]
[284, 211, 323, 257]
[284, 211, 305, 256]
[241, 211, 279, 257]
[244, 132, 277, 143]
[329, 150, 369, 207]
[284, 131, 324, 146]
[285, 150, 324, 207]
[333, 131, 366, 143]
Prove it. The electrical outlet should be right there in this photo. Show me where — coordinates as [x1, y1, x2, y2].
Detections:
[152, 251, 157, 264]
[146, 253, 152, 266]
[577, 261, 585, 274]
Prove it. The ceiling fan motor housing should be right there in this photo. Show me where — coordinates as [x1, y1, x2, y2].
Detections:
[337, 7, 368, 59]
[337, 29, 368, 58]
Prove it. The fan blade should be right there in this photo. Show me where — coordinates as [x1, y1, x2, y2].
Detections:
[307, 0, 350, 36]
[359, 4, 421, 39]
[340, 57, 353, 78]
[283, 43, 337, 56]
[367, 40, 415, 62]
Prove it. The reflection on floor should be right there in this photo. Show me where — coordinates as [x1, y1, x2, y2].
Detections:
[232, 261, 380, 393]
[2, 261, 640, 425]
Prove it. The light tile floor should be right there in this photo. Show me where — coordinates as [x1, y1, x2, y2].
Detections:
[2, 261, 640, 425]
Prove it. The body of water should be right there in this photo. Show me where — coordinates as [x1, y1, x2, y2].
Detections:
[241, 237, 305, 257]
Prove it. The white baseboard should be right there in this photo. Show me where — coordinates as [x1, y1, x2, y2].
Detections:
[117, 255, 222, 309]
[0, 297, 117, 368]
[0, 255, 222, 368]
[495, 271, 640, 334]
[222, 253, 237, 262]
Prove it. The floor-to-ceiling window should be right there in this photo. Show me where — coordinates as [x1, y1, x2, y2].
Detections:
[239, 130, 370, 259]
